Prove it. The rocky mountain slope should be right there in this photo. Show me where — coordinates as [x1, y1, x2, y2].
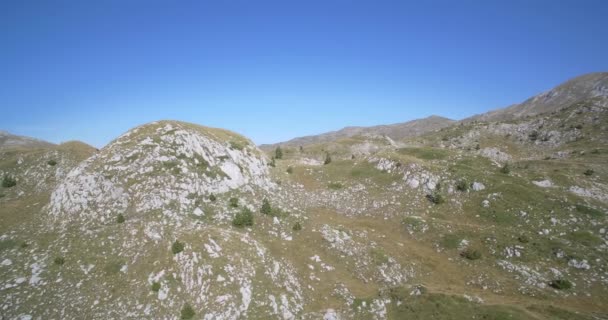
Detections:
[465, 72, 608, 123]
[261, 115, 455, 150]
[1, 73, 608, 320]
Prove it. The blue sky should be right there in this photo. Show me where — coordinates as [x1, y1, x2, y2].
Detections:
[1, 0, 607, 147]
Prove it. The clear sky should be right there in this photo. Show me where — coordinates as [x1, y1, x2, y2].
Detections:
[1, 0, 607, 147]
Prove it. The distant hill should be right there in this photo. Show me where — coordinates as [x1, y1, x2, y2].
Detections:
[0, 130, 55, 149]
[464, 72, 608, 123]
[261, 115, 455, 149]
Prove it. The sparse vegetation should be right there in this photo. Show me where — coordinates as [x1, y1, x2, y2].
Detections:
[209, 193, 216, 202]
[232, 207, 254, 227]
[2, 175, 17, 188]
[500, 163, 511, 174]
[324, 153, 332, 165]
[180, 303, 196, 320]
[54, 257, 65, 265]
[292, 222, 302, 231]
[328, 182, 343, 190]
[172, 240, 185, 254]
[455, 179, 469, 192]
[116, 213, 125, 224]
[549, 279, 572, 290]
[229, 197, 239, 208]
[151, 282, 161, 292]
[47, 159, 57, 166]
[286, 166, 293, 174]
[583, 169, 594, 176]
[426, 192, 444, 204]
[461, 249, 482, 260]
[260, 198, 272, 215]
[274, 147, 283, 159]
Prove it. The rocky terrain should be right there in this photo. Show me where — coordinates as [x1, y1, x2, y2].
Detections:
[1, 73, 608, 319]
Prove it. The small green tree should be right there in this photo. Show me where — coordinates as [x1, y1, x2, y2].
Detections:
[269, 157, 276, 167]
[172, 240, 184, 254]
[2, 175, 17, 188]
[292, 222, 302, 231]
[275, 147, 283, 159]
[209, 193, 217, 202]
[299, 146, 304, 152]
[584, 169, 594, 176]
[232, 207, 254, 227]
[151, 282, 161, 292]
[116, 213, 125, 224]
[229, 197, 239, 208]
[180, 303, 196, 320]
[324, 153, 332, 165]
[260, 198, 272, 215]
[549, 279, 572, 290]
[286, 166, 293, 174]
[47, 159, 57, 166]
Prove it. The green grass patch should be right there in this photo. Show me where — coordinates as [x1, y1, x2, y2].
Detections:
[397, 147, 449, 160]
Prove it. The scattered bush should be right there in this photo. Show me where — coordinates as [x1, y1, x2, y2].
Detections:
[47, 159, 57, 166]
[583, 169, 594, 176]
[455, 179, 469, 192]
[275, 147, 283, 159]
[328, 182, 343, 190]
[151, 282, 161, 292]
[549, 279, 572, 290]
[209, 193, 216, 202]
[324, 153, 332, 165]
[180, 303, 196, 320]
[528, 131, 539, 141]
[229, 197, 239, 208]
[116, 213, 125, 224]
[286, 166, 293, 174]
[517, 235, 529, 243]
[54, 257, 65, 265]
[461, 249, 482, 260]
[229, 140, 245, 151]
[269, 157, 276, 167]
[475, 144, 480, 150]
[500, 163, 511, 174]
[2, 175, 17, 188]
[292, 222, 302, 231]
[232, 207, 254, 227]
[426, 192, 444, 205]
[172, 240, 184, 254]
[260, 198, 272, 215]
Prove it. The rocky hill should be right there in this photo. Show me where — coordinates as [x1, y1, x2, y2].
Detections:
[1, 73, 608, 319]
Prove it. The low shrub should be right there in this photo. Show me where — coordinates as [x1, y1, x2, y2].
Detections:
[426, 192, 444, 204]
[500, 163, 511, 174]
[172, 240, 184, 254]
[54, 257, 65, 265]
[2, 175, 17, 188]
[181, 303, 196, 320]
[47, 159, 57, 166]
[260, 198, 272, 215]
[229, 197, 239, 208]
[286, 166, 293, 174]
[232, 207, 254, 227]
[151, 282, 161, 292]
[209, 193, 216, 202]
[549, 279, 572, 290]
[292, 222, 302, 231]
[324, 153, 332, 165]
[116, 214, 125, 224]
[461, 249, 482, 260]
[455, 179, 469, 192]
[583, 169, 594, 176]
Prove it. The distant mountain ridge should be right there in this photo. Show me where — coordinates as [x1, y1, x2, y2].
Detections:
[261, 115, 456, 148]
[0, 130, 55, 149]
